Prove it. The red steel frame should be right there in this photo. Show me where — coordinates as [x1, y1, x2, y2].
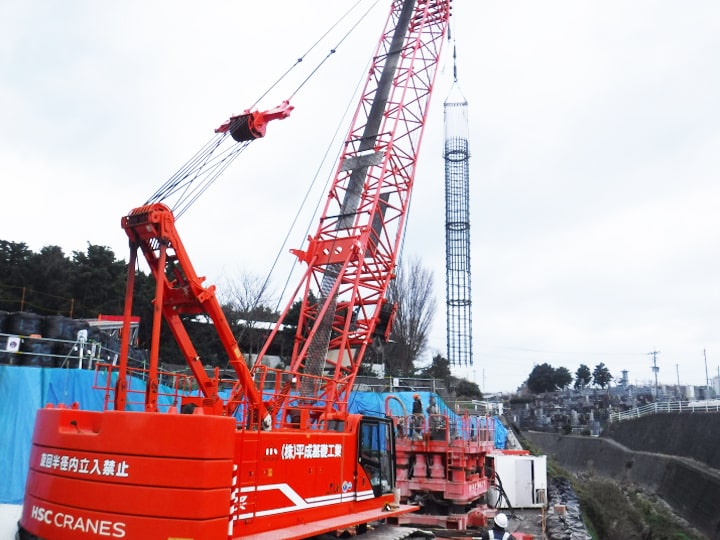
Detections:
[118, 203, 267, 418]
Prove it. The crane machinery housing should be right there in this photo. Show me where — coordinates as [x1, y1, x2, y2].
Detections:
[17, 1, 452, 539]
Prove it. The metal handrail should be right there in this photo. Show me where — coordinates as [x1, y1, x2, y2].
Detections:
[608, 400, 720, 423]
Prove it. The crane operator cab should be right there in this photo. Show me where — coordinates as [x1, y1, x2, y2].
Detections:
[358, 417, 396, 497]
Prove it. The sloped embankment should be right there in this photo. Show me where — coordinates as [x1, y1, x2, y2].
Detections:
[525, 416, 720, 540]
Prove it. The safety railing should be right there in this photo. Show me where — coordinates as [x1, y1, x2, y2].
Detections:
[92, 362, 225, 413]
[253, 365, 351, 429]
[92, 362, 347, 431]
[393, 412, 495, 445]
[0, 331, 135, 369]
[608, 400, 720, 423]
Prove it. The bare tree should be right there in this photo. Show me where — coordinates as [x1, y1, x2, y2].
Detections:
[385, 257, 437, 376]
[222, 272, 276, 317]
[219, 271, 278, 356]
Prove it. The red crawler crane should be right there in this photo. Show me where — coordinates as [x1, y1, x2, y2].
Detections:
[18, 1, 451, 539]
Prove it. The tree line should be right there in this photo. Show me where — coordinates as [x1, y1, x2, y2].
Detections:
[8, 239, 620, 401]
[0, 240, 446, 386]
[0, 239, 182, 361]
[525, 361, 614, 394]
[0, 240, 128, 318]
[0, 239, 339, 367]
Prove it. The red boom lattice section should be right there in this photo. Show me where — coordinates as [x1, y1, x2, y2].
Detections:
[255, 0, 452, 425]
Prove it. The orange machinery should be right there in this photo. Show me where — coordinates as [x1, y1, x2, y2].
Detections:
[18, 1, 452, 539]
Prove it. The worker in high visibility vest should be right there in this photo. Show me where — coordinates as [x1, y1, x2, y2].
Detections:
[487, 513, 515, 540]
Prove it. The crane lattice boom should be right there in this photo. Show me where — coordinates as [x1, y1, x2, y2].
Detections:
[253, 0, 451, 423]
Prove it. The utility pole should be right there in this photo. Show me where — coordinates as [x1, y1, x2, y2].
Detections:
[648, 349, 660, 399]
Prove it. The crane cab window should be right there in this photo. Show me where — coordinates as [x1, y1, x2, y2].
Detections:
[358, 417, 395, 497]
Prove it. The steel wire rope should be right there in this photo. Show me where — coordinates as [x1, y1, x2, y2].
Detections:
[265, 1, 415, 396]
[171, 140, 254, 219]
[286, 0, 381, 102]
[251, 0, 376, 108]
[145, 0, 377, 219]
[115, 1, 386, 397]
[149, 138, 254, 219]
[261, 24, 391, 410]
[145, 134, 230, 205]
[266, 37, 380, 316]
[228, 0, 383, 315]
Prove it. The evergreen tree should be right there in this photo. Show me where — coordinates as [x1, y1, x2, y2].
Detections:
[0, 240, 33, 311]
[453, 378, 482, 400]
[553, 366, 573, 390]
[26, 246, 74, 314]
[526, 363, 558, 394]
[70, 244, 126, 317]
[593, 362, 613, 389]
[575, 364, 592, 389]
[418, 353, 451, 382]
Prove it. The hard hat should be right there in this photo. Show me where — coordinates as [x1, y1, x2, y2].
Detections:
[413, 393, 420, 399]
[494, 513, 508, 529]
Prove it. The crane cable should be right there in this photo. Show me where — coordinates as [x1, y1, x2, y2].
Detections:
[253, 0, 380, 311]
[269, 60, 372, 315]
[145, 135, 250, 219]
[144, 0, 380, 221]
[255, 0, 380, 107]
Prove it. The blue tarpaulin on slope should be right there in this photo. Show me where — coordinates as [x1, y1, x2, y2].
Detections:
[0, 366, 507, 504]
[0, 366, 169, 504]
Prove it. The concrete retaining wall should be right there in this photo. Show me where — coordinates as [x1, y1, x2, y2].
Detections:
[603, 413, 720, 470]
[525, 430, 720, 540]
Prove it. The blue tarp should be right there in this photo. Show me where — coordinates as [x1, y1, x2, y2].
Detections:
[0, 366, 154, 503]
[0, 366, 506, 504]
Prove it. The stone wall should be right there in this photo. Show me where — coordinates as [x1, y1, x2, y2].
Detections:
[525, 425, 720, 540]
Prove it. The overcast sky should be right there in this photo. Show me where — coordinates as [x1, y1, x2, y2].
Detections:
[2, 1, 719, 393]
